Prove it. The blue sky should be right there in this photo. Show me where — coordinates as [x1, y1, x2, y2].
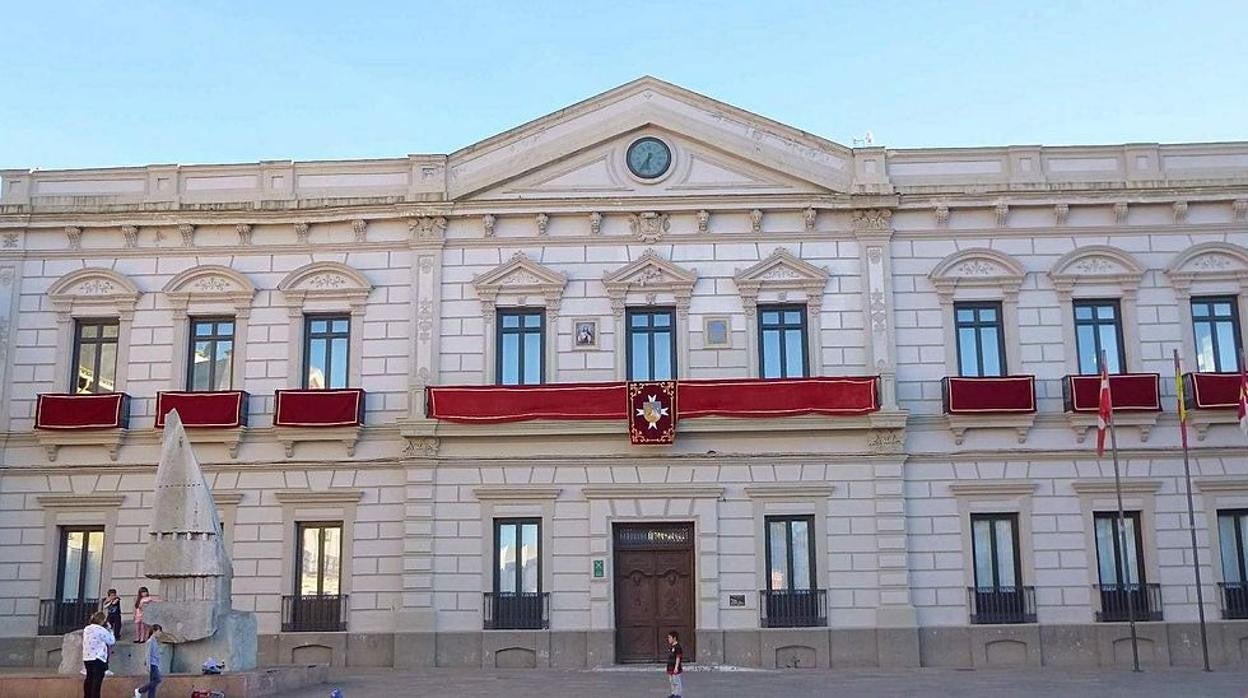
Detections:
[3, 1, 1245, 170]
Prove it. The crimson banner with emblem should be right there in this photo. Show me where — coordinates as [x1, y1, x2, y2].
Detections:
[628, 381, 677, 444]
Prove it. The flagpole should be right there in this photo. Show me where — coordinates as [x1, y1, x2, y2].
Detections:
[1103, 349, 1141, 672]
[1174, 349, 1211, 671]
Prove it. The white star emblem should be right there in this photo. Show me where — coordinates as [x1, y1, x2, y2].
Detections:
[636, 395, 670, 430]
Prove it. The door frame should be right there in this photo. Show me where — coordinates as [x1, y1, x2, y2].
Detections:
[611, 521, 697, 663]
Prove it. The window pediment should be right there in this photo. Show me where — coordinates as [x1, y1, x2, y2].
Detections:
[734, 248, 829, 306]
[48, 268, 141, 319]
[603, 249, 696, 309]
[472, 253, 567, 308]
[278, 261, 372, 307]
[1165, 242, 1248, 292]
[929, 248, 1025, 298]
[163, 265, 256, 312]
[1048, 245, 1144, 294]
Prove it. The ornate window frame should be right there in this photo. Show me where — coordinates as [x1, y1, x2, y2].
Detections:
[47, 268, 141, 393]
[745, 484, 833, 613]
[473, 486, 559, 606]
[274, 489, 362, 620]
[1164, 242, 1248, 371]
[733, 248, 830, 377]
[1194, 478, 1248, 594]
[603, 250, 697, 380]
[163, 265, 256, 391]
[277, 262, 372, 389]
[1047, 245, 1145, 374]
[929, 248, 1026, 378]
[948, 481, 1038, 614]
[1071, 479, 1162, 620]
[471, 253, 567, 384]
[36, 494, 126, 609]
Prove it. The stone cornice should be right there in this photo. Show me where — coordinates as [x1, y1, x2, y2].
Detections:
[743, 484, 835, 499]
[1193, 477, 1248, 493]
[36, 494, 126, 509]
[272, 489, 364, 505]
[472, 485, 562, 501]
[948, 481, 1038, 497]
[212, 491, 246, 506]
[1070, 479, 1163, 495]
[581, 484, 724, 500]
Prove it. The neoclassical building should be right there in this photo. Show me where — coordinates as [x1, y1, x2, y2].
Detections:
[1, 77, 1248, 670]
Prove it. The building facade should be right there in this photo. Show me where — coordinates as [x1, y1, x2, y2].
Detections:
[2, 78, 1248, 670]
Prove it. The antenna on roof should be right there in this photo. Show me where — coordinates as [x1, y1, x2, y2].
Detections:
[852, 131, 875, 147]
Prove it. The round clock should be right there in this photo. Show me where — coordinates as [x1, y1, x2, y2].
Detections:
[626, 137, 672, 179]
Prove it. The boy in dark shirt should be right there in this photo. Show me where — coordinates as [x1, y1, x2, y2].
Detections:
[102, 589, 122, 639]
[665, 630, 683, 698]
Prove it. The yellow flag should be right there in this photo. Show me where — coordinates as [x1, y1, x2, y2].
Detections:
[1175, 371, 1187, 424]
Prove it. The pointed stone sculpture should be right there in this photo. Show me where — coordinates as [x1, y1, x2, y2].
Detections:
[142, 410, 257, 672]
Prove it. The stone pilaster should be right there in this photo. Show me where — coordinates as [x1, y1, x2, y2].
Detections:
[407, 214, 447, 417]
[852, 209, 898, 409]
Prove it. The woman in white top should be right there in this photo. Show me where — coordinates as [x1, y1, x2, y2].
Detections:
[82, 610, 115, 698]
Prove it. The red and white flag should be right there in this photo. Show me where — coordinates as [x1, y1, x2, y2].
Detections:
[1238, 361, 1248, 436]
[1096, 361, 1113, 456]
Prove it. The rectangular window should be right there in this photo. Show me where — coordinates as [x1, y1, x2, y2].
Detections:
[496, 309, 545, 385]
[627, 308, 676, 381]
[304, 315, 350, 389]
[1093, 511, 1144, 585]
[1192, 297, 1242, 373]
[72, 319, 119, 394]
[765, 515, 815, 591]
[494, 518, 540, 594]
[297, 522, 342, 597]
[759, 304, 808, 379]
[955, 302, 1006, 377]
[1074, 300, 1126, 375]
[1218, 509, 1248, 585]
[57, 527, 104, 602]
[187, 318, 235, 390]
[970, 513, 1020, 589]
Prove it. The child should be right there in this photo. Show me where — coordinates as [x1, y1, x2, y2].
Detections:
[102, 589, 122, 638]
[665, 630, 683, 698]
[133, 587, 154, 642]
[133, 624, 163, 698]
[82, 610, 115, 698]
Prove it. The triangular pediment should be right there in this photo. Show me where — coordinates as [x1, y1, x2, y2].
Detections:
[450, 77, 852, 200]
[603, 250, 697, 296]
[473, 253, 568, 296]
[734, 249, 830, 294]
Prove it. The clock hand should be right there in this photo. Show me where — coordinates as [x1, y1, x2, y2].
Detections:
[642, 153, 652, 169]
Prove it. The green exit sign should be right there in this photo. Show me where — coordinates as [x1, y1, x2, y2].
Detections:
[592, 559, 605, 578]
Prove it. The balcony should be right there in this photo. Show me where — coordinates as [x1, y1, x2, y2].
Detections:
[1094, 583, 1163, 622]
[1062, 374, 1161, 443]
[273, 389, 365, 457]
[759, 589, 827, 628]
[155, 390, 249, 428]
[1183, 372, 1241, 409]
[281, 594, 349, 632]
[35, 393, 130, 430]
[967, 586, 1036, 624]
[483, 592, 549, 630]
[1219, 582, 1248, 620]
[38, 599, 99, 635]
[941, 376, 1037, 445]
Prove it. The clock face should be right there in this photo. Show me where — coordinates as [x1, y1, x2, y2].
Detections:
[626, 137, 672, 179]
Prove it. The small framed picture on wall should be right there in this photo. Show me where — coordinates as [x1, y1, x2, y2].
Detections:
[573, 319, 598, 349]
[704, 316, 731, 348]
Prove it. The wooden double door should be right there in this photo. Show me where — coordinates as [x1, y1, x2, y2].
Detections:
[613, 523, 695, 663]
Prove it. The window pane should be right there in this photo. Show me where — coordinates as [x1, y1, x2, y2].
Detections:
[1095, 517, 1119, 584]
[958, 328, 980, 377]
[300, 527, 321, 595]
[980, 327, 1002, 376]
[1075, 305, 1093, 321]
[80, 323, 98, 339]
[768, 521, 789, 590]
[956, 308, 974, 323]
[523, 332, 541, 384]
[101, 323, 118, 338]
[332, 319, 349, 333]
[1239, 515, 1248, 582]
[972, 519, 994, 588]
[500, 334, 519, 385]
[97, 343, 117, 392]
[311, 319, 327, 334]
[520, 523, 539, 593]
[191, 341, 211, 390]
[653, 313, 671, 328]
[1097, 304, 1115, 320]
[784, 329, 805, 377]
[762, 329, 781, 379]
[980, 307, 997, 322]
[784, 310, 801, 325]
[307, 339, 327, 388]
[1192, 302, 1210, 318]
[83, 531, 104, 599]
[194, 322, 213, 336]
[652, 331, 672, 380]
[214, 340, 234, 390]
[1195, 322, 1217, 372]
[61, 531, 83, 600]
[790, 520, 811, 589]
[1122, 519, 1140, 584]
[502, 315, 519, 329]
[1076, 325, 1097, 375]
[498, 524, 517, 593]
[1216, 321, 1239, 372]
[321, 527, 341, 595]
[330, 337, 348, 388]
[1098, 325, 1121, 374]
[631, 332, 650, 380]
[524, 314, 541, 329]
[218, 321, 234, 337]
[631, 314, 649, 328]
[762, 311, 779, 325]
[1219, 515, 1241, 584]
[76, 343, 98, 394]
[1215, 302, 1233, 317]
[994, 519, 1016, 587]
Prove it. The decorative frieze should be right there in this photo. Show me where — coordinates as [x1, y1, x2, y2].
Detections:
[1113, 201, 1129, 224]
[803, 207, 817, 232]
[629, 211, 669, 243]
[993, 200, 1009, 227]
[1234, 199, 1248, 222]
[65, 226, 82, 250]
[588, 211, 603, 236]
[121, 225, 138, 249]
[481, 213, 496, 238]
[535, 212, 549, 237]
[749, 209, 763, 234]
[352, 218, 368, 242]
[933, 202, 949, 228]
[294, 222, 310, 245]
[179, 223, 195, 247]
[235, 223, 253, 246]
[1173, 200, 1189, 223]
[851, 208, 893, 232]
[1054, 203, 1069, 226]
[410, 215, 448, 241]
[697, 209, 710, 234]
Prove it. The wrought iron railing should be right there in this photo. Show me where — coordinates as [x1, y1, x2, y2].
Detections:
[759, 589, 828, 628]
[483, 592, 549, 630]
[281, 594, 349, 632]
[1094, 583, 1163, 622]
[38, 598, 100, 635]
[967, 586, 1036, 624]
[1219, 582, 1248, 620]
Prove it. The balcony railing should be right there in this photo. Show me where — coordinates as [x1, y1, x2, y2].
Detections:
[1094, 583, 1163, 622]
[967, 586, 1036, 624]
[1219, 582, 1248, 620]
[483, 592, 549, 630]
[759, 589, 828, 628]
[281, 594, 349, 632]
[38, 599, 99, 635]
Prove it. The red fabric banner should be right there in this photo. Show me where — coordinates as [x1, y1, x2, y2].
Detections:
[155, 391, 248, 429]
[628, 381, 677, 444]
[1186, 372, 1241, 409]
[428, 382, 627, 423]
[1064, 374, 1161, 413]
[680, 377, 878, 418]
[273, 389, 365, 427]
[35, 393, 130, 430]
[942, 376, 1036, 414]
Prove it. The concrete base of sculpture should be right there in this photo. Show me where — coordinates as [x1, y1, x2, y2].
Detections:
[57, 630, 172, 676]
[3, 663, 327, 698]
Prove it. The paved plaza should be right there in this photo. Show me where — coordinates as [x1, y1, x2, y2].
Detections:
[271, 666, 1248, 698]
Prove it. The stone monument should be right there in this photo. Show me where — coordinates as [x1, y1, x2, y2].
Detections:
[141, 409, 257, 672]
